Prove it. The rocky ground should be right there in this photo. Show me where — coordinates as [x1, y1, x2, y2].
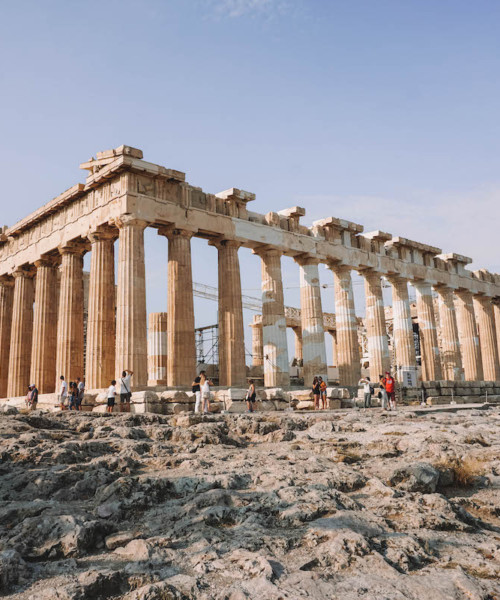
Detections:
[0, 405, 499, 600]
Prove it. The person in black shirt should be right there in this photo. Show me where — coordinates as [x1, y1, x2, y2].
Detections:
[192, 371, 204, 413]
[312, 377, 321, 410]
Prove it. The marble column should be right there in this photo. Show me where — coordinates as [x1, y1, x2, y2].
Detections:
[7, 268, 34, 397]
[388, 276, 417, 373]
[0, 276, 14, 398]
[215, 240, 246, 387]
[330, 264, 360, 386]
[31, 257, 59, 393]
[56, 242, 86, 385]
[256, 249, 290, 388]
[296, 257, 327, 383]
[435, 286, 463, 380]
[473, 295, 500, 381]
[455, 289, 483, 381]
[148, 312, 168, 385]
[116, 218, 148, 386]
[328, 330, 338, 367]
[292, 326, 303, 362]
[163, 228, 196, 387]
[414, 281, 442, 382]
[250, 318, 264, 367]
[494, 299, 500, 361]
[362, 270, 390, 381]
[86, 228, 116, 389]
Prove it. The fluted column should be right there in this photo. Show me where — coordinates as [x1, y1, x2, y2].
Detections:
[116, 217, 148, 386]
[250, 318, 264, 367]
[296, 257, 327, 383]
[494, 299, 500, 360]
[330, 264, 360, 386]
[473, 295, 500, 381]
[0, 276, 14, 398]
[256, 249, 290, 388]
[455, 289, 483, 381]
[162, 228, 196, 386]
[215, 240, 246, 387]
[292, 327, 303, 362]
[56, 242, 86, 385]
[328, 330, 338, 367]
[31, 257, 59, 393]
[362, 270, 390, 381]
[435, 286, 463, 380]
[388, 276, 417, 373]
[7, 267, 34, 397]
[148, 312, 168, 385]
[86, 228, 116, 389]
[414, 281, 442, 382]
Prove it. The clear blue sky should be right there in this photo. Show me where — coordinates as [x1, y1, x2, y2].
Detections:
[1, 0, 499, 361]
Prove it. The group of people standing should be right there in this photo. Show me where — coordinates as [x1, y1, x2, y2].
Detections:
[358, 371, 396, 410]
[57, 376, 86, 411]
[191, 372, 257, 414]
[311, 376, 328, 410]
[56, 370, 134, 414]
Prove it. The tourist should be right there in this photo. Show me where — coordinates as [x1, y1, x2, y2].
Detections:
[68, 382, 78, 411]
[76, 377, 85, 411]
[246, 379, 257, 413]
[382, 371, 396, 411]
[379, 374, 388, 410]
[192, 371, 203, 413]
[319, 376, 328, 409]
[30, 384, 38, 411]
[359, 376, 372, 408]
[107, 380, 117, 413]
[312, 376, 321, 410]
[25, 385, 32, 409]
[59, 375, 68, 410]
[119, 369, 133, 413]
[200, 372, 213, 414]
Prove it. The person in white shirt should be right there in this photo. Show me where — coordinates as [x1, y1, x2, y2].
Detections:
[119, 369, 133, 413]
[59, 375, 68, 410]
[107, 380, 117, 413]
[200, 373, 213, 414]
[358, 377, 372, 408]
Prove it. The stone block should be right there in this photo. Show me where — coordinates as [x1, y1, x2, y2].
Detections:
[328, 399, 342, 410]
[483, 381, 494, 387]
[131, 391, 159, 403]
[295, 400, 315, 410]
[258, 388, 288, 401]
[439, 388, 452, 396]
[470, 388, 481, 396]
[159, 390, 190, 402]
[327, 387, 350, 399]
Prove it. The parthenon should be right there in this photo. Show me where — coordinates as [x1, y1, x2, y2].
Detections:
[0, 144, 499, 401]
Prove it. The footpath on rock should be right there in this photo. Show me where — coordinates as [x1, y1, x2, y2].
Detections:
[0, 406, 499, 600]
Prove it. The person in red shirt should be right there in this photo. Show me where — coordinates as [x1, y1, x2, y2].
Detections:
[382, 371, 396, 410]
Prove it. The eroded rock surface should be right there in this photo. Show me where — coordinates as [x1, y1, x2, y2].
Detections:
[0, 406, 499, 599]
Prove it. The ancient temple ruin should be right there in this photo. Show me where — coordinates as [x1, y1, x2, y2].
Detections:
[0, 145, 499, 400]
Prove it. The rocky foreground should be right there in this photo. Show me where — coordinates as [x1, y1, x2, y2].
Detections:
[0, 406, 499, 600]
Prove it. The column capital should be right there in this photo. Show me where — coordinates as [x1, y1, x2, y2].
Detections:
[158, 225, 195, 240]
[386, 273, 410, 285]
[34, 254, 60, 269]
[208, 238, 242, 251]
[115, 215, 150, 230]
[327, 262, 351, 275]
[0, 275, 14, 287]
[252, 246, 282, 259]
[12, 265, 36, 279]
[58, 239, 90, 256]
[294, 254, 320, 267]
[87, 225, 118, 244]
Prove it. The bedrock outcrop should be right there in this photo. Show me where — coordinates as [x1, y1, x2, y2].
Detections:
[0, 407, 499, 599]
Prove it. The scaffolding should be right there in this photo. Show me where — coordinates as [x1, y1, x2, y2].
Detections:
[195, 323, 219, 372]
